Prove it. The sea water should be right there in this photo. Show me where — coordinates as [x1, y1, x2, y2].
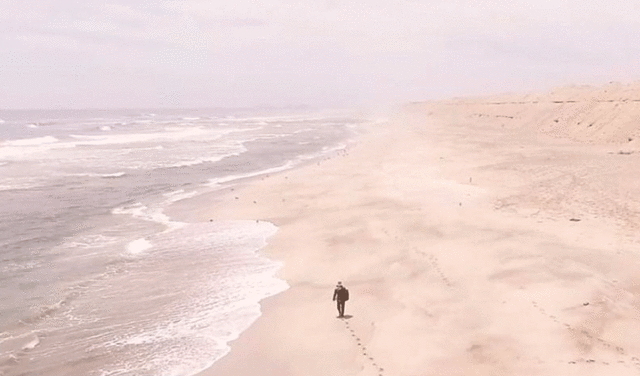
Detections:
[0, 109, 361, 376]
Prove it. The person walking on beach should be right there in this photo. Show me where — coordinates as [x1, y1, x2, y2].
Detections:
[332, 281, 349, 318]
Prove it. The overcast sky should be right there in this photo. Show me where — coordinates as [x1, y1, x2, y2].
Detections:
[2, 0, 640, 109]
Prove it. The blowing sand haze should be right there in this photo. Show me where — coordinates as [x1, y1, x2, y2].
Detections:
[195, 82, 640, 376]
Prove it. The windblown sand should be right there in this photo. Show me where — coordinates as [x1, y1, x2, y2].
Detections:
[189, 83, 640, 375]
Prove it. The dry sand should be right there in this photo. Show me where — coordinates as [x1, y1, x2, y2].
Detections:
[178, 82, 640, 375]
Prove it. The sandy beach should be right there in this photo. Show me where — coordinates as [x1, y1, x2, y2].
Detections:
[172, 83, 640, 376]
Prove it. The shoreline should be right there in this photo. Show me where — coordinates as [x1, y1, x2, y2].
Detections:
[184, 85, 640, 375]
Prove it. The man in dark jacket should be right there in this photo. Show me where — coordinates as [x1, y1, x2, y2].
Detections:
[332, 281, 349, 318]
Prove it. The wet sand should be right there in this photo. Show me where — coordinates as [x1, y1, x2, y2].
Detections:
[181, 83, 640, 375]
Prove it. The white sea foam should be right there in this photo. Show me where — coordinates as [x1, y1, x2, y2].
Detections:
[0, 118, 4, 124]
[207, 160, 297, 188]
[60, 234, 120, 250]
[3, 136, 58, 147]
[127, 238, 152, 255]
[165, 155, 228, 168]
[0, 177, 44, 191]
[21, 335, 40, 351]
[163, 190, 199, 203]
[70, 172, 126, 178]
[92, 221, 288, 376]
[322, 142, 347, 152]
[27, 124, 38, 128]
[112, 203, 185, 231]
[99, 126, 112, 131]
[70, 128, 207, 146]
[119, 145, 164, 155]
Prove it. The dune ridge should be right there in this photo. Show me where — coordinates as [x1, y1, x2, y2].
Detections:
[439, 81, 640, 144]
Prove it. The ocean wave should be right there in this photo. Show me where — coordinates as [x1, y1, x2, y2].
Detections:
[165, 155, 230, 168]
[101, 172, 126, 178]
[220, 114, 327, 123]
[207, 160, 297, 188]
[70, 172, 126, 178]
[1, 261, 40, 273]
[99, 126, 112, 131]
[21, 335, 40, 351]
[69, 127, 217, 146]
[59, 234, 120, 250]
[293, 128, 314, 134]
[0, 177, 44, 191]
[20, 296, 75, 326]
[3, 136, 59, 147]
[162, 189, 199, 203]
[112, 203, 184, 231]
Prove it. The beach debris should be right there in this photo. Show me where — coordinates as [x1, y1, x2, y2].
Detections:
[569, 218, 581, 222]
[583, 302, 589, 306]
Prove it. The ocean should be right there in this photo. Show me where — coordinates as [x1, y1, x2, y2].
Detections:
[0, 109, 362, 376]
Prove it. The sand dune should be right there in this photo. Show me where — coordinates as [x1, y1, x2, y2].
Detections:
[186, 82, 640, 376]
[441, 81, 640, 144]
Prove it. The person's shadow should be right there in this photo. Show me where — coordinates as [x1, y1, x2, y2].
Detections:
[341, 315, 353, 319]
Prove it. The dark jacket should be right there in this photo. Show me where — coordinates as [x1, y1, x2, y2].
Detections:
[333, 286, 349, 302]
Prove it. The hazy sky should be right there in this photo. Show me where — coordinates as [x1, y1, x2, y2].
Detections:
[2, 0, 640, 109]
